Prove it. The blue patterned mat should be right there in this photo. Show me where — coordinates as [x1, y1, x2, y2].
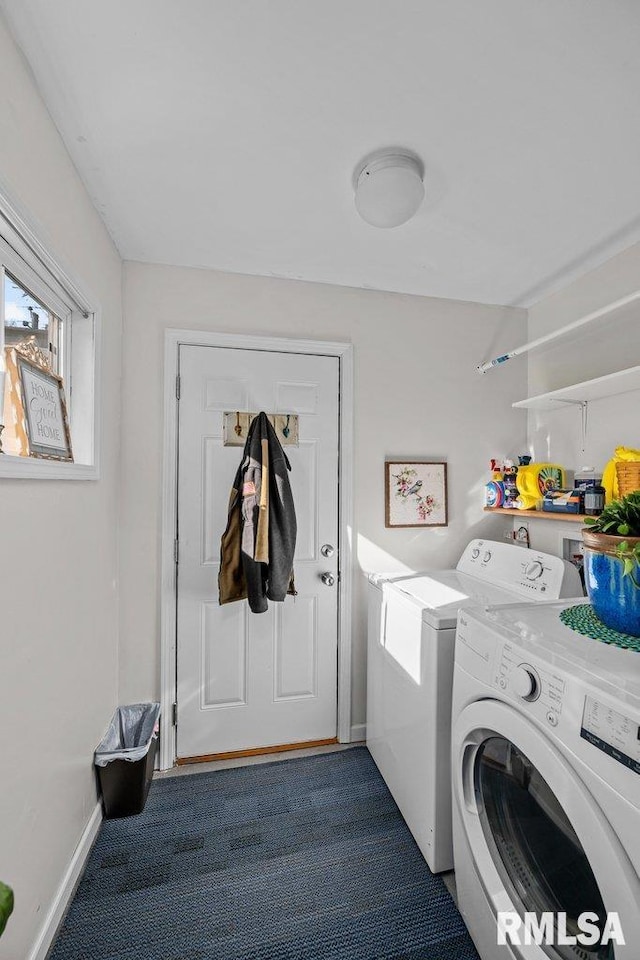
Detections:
[50, 747, 478, 960]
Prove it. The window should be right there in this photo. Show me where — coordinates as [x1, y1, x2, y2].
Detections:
[4, 273, 62, 366]
[0, 190, 98, 479]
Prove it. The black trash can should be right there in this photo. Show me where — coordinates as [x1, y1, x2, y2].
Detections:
[95, 703, 160, 819]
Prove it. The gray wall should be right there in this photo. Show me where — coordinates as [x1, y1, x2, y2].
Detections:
[0, 15, 123, 959]
[119, 260, 528, 733]
[524, 241, 640, 557]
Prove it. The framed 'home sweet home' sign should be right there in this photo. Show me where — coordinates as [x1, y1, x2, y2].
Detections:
[4, 340, 73, 461]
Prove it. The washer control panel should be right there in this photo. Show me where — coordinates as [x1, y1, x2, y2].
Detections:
[581, 696, 640, 775]
[457, 539, 582, 599]
[496, 643, 566, 725]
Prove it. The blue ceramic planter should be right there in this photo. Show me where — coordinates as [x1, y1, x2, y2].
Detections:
[583, 533, 640, 637]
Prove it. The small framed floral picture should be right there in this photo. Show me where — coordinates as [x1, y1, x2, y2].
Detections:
[385, 461, 448, 528]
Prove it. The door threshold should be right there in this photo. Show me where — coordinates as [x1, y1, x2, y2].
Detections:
[176, 736, 339, 765]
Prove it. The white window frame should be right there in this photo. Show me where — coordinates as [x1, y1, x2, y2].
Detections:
[2, 250, 71, 388]
[0, 185, 100, 480]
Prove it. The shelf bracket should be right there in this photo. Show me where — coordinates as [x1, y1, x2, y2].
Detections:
[545, 398, 588, 455]
[580, 400, 588, 455]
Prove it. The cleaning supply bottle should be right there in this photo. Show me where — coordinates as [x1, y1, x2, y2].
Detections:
[584, 484, 605, 516]
[516, 463, 565, 510]
[485, 481, 505, 508]
[574, 466, 601, 491]
[502, 460, 519, 508]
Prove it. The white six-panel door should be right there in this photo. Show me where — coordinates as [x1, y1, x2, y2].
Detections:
[176, 345, 339, 759]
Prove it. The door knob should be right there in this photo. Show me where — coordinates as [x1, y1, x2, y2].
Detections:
[321, 544, 335, 558]
[321, 572, 336, 587]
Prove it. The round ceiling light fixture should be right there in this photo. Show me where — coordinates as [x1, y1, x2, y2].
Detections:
[353, 151, 425, 228]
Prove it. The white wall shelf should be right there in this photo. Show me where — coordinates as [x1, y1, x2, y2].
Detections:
[512, 365, 640, 412]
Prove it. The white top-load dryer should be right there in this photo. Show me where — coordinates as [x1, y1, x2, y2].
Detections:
[367, 538, 582, 874]
[452, 600, 640, 959]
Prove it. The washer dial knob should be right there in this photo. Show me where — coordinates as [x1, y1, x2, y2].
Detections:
[471, 548, 480, 559]
[483, 550, 492, 563]
[525, 561, 544, 581]
[511, 665, 540, 700]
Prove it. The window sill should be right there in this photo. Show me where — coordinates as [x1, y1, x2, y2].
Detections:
[0, 455, 99, 481]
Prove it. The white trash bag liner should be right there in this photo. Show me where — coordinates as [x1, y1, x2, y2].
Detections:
[95, 702, 160, 766]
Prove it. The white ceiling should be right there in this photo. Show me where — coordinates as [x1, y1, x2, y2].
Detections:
[2, 0, 640, 306]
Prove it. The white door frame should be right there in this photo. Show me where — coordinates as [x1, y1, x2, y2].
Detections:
[159, 328, 354, 770]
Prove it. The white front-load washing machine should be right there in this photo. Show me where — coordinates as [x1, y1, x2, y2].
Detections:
[452, 599, 640, 959]
[367, 539, 582, 874]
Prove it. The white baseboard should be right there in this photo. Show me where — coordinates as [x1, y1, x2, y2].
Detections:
[350, 722, 366, 743]
[28, 802, 102, 960]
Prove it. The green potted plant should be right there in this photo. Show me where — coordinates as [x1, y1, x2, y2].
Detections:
[0, 881, 14, 938]
[583, 491, 640, 636]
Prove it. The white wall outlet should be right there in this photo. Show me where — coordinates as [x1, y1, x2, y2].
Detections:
[512, 520, 530, 547]
[562, 536, 584, 567]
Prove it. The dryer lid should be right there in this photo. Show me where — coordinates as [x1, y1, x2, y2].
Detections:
[387, 570, 522, 629]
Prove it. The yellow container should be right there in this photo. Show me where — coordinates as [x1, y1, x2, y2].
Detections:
[516, 464, 565, 510]
[602, 447, 640, 502]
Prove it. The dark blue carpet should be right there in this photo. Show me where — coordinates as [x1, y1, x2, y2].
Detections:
[49, 747, 479, 960]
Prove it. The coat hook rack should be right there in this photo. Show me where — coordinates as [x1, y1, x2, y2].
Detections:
[223, 411, 299, 446]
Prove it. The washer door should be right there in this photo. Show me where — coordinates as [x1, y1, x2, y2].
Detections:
[454, 701, 639, 960]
